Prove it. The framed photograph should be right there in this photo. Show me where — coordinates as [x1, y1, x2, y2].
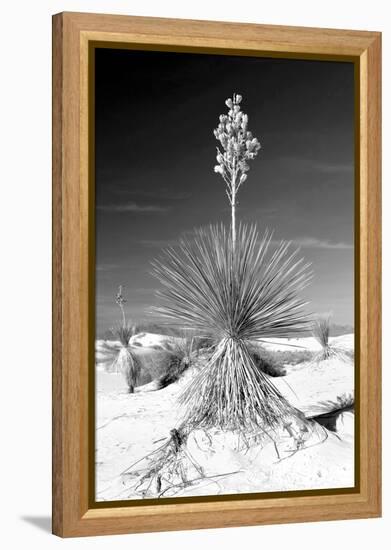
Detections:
[52, 12, 381, 537]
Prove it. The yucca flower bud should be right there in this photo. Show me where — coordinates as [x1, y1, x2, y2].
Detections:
[115, 285, 126, 306]
[213, 93, 261, 234]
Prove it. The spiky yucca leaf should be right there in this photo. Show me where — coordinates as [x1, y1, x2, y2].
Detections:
[152, 224, 312, 430]
[163, 331, 195, 360]
[111, 323, 137, 347]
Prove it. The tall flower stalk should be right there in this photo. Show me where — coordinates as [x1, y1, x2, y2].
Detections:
[116, 285, 127, 327]
[214, 93, 261, 248]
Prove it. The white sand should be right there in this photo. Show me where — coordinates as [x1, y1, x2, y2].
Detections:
[259, 333, 354, 352]
[96, 333, 355, 502]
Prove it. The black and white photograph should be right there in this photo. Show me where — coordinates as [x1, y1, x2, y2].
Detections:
[94, 47, 355, 502]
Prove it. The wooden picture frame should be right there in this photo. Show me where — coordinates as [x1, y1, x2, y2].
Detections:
[52, 11, 381, 537]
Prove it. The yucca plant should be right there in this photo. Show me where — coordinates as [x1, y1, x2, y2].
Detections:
[151, 94, 312, 432]
[152, 224, 312, 430]
[109, 286, 142, 392]
[312, 315, 351, 363]
[110, 324, 142, 392]
[312, 316, 332, 360]
[121, 94, 315, 498]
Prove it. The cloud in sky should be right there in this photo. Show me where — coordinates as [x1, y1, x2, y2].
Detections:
[269, 156, 353, 176]
[138, 229, 200, 248]
[96, 202, 169, 213]
[289, 237, 353, 250]
[113, 187, 192, 200]
[96, 263, 120, 272]
[313, 161, 353, 174]
[139, 233, 353, 251]
[138, 238, 179, 248]
[253, 207, 279, 217]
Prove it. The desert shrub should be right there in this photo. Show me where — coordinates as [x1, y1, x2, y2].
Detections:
[313, 316, 331, 360]
[275, 349, 313, 365]
[114, 347, 143, 393]
[248, 345, 287, 377]
[110, 324, 142, 392]
[155, 331, 200, 386]
[257, 348, 313, 366]
[344, 349, 354, 361]
[315, 393, 354, 415]
[192, 335, 215, 352]
[136, 322, 183, 337]
[157, 353, 190, 388]
[312, 315, 351, 363]
[143, 347, 191, 390]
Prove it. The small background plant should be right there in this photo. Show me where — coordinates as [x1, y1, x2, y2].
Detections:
[110, 286, 142, 392]
[312, 315, 351, 364]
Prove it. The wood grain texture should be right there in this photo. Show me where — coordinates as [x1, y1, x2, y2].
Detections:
[52, 12, 63, 537]
[52, 12, 382, 538]
[62, 11, 379, 56]
[364, 34, 382, 514]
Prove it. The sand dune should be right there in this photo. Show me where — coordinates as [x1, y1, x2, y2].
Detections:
[95, 333, 355, 501]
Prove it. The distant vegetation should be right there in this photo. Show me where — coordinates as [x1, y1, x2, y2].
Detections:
[97, 322, 353, 341]
[99, 322, 190, 340]
[109, 287, 142, 393]
[250, 345, 314, 372]
[312, 315, 353, 364]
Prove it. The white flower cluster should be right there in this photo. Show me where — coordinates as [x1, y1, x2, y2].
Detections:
[213, 94, 261, 192]
[115, 285, 126, 307]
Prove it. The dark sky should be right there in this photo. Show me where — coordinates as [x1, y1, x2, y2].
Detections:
[95, 47, 355, 336]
